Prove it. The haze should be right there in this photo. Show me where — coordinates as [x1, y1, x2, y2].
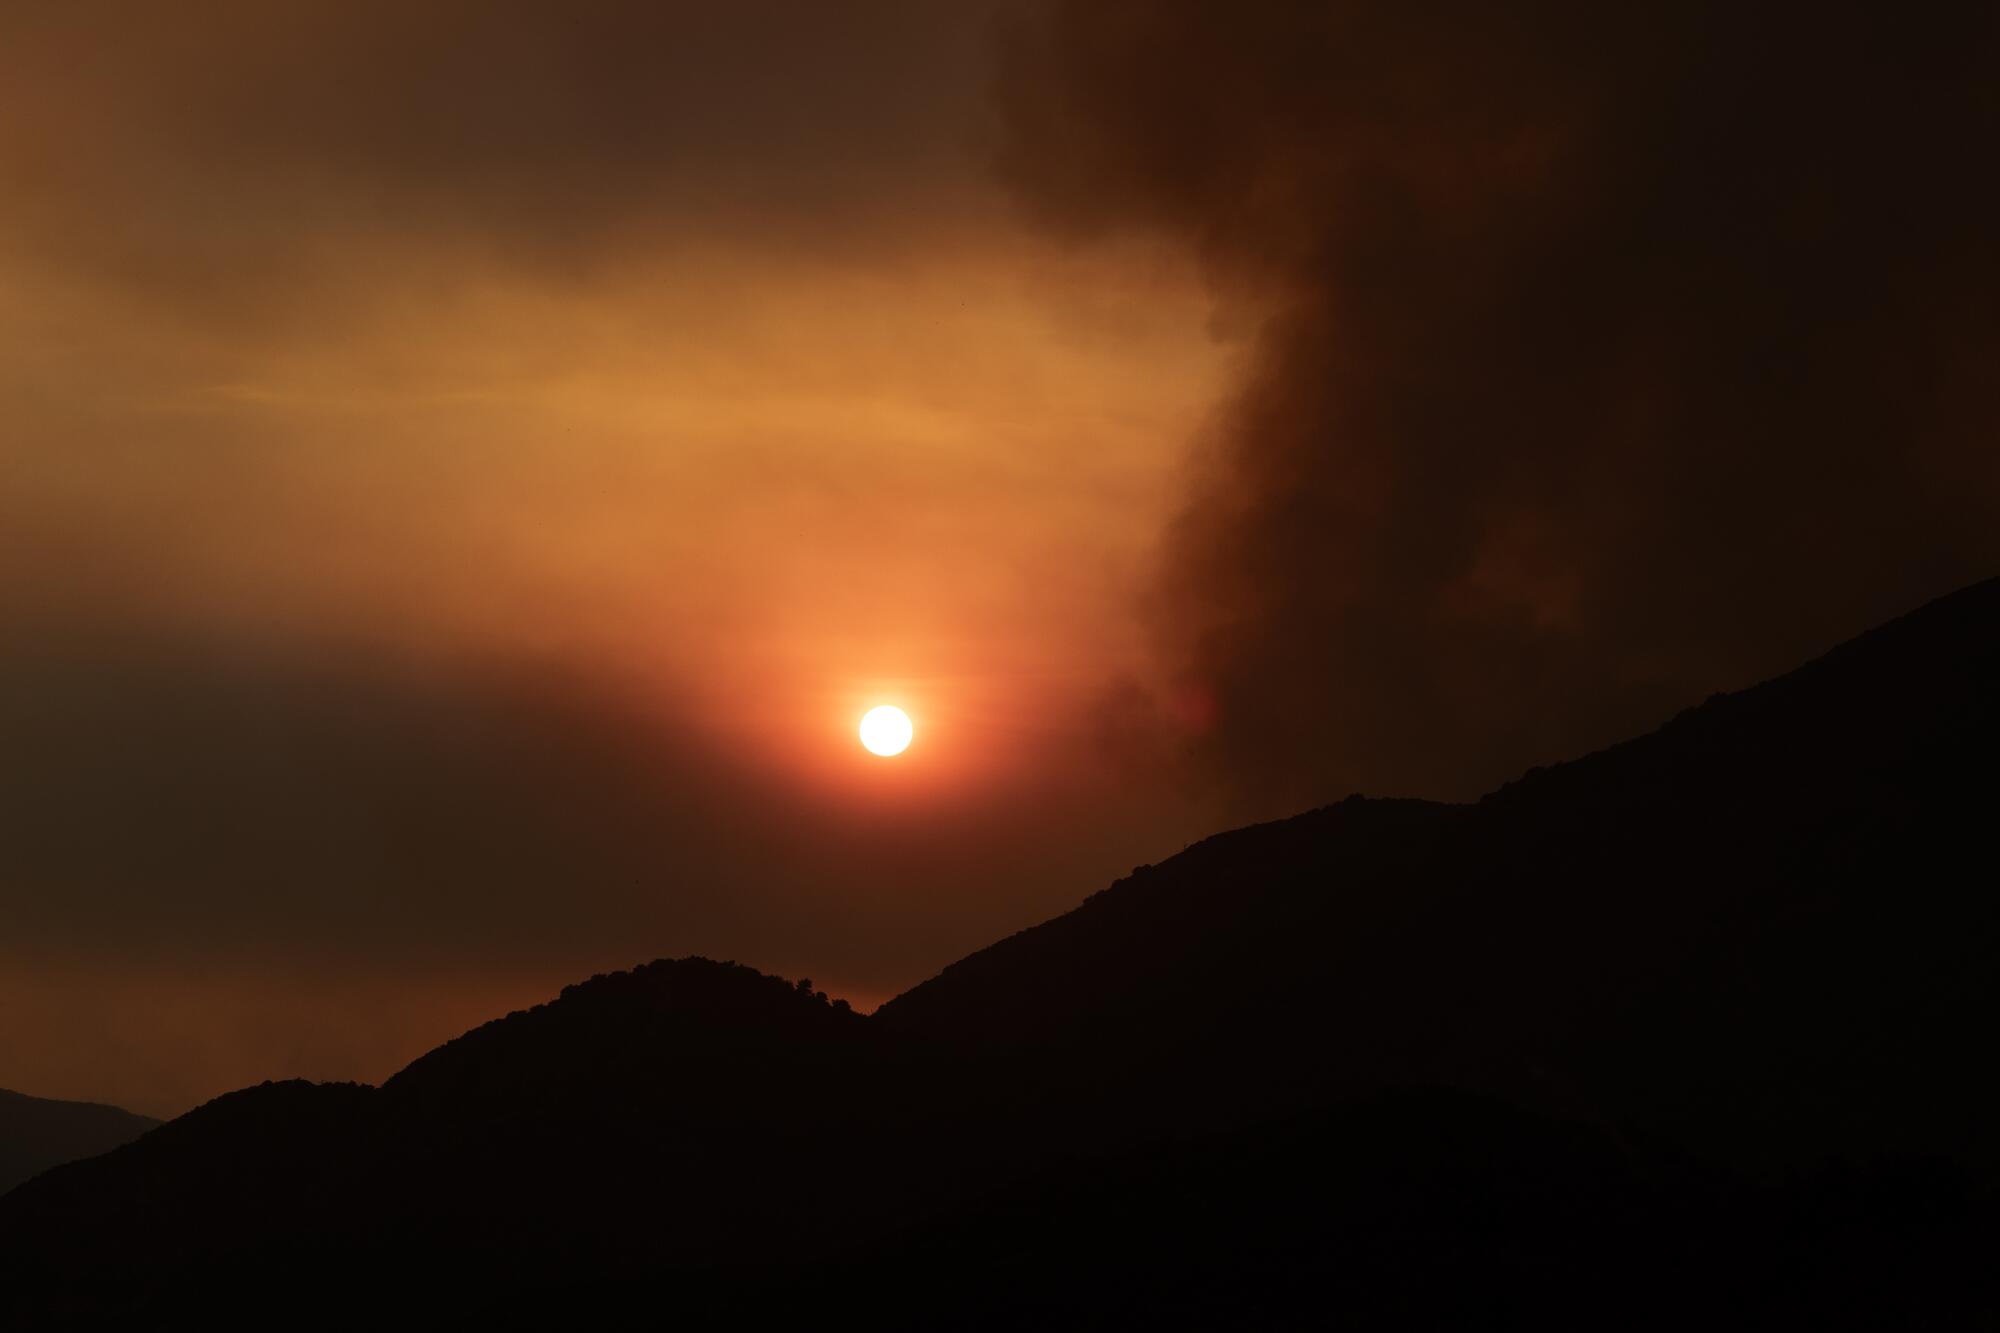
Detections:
[5, 0, 1996, 1117]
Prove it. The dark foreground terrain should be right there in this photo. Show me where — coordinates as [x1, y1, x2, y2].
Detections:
[0, 1088, 158, 1197]
[4, 579, 1997, 1326]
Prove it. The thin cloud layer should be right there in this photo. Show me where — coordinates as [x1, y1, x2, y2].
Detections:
[996, 1, 2000, 807]
[5, 1, 991, 273]
[0, 618, 1196, 1114]
[0, 1, 1230, 1114]
[7, 0, 1997, 1116]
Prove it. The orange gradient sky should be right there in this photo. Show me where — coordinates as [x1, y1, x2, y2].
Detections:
[0, 1, 1243, 1115]
[10, 0, 1997, 1117]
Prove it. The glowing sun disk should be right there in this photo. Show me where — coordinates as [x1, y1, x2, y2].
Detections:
[859, 705, 913, 757]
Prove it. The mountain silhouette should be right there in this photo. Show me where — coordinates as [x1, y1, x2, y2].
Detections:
[2, 579, 1997, 1325]
[877, 576, 2000, 1171]
[0, 1088, 159, 1197]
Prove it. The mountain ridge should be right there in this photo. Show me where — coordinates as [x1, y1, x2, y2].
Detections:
[3, 575, 1996, 1323]
[0, 1087, 160, 1198]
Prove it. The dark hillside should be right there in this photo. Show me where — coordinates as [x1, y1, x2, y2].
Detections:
[0, 1088, 160, 1197]
[3, 579, 1997, 1323]
[877, 577, 2000, 1169]
[0, 961, 913, 1320]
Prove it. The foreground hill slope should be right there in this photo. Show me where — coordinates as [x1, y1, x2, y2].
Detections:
[878, 576, 2000, 1168]
[0, 1088, 160, 1197]
[2, 578, 1996, 1324]
[0, 960, 902, 1315]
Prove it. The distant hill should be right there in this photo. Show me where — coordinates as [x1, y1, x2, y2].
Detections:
[2, 578, 1997, 1325]
[0, 1088, 159, 1197]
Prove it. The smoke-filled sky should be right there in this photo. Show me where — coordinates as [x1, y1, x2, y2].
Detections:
[5, 0, 1996, 1116]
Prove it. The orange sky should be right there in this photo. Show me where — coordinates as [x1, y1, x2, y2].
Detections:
[0, 1, 1244, 1116]
[9, 0, 1996, 1118]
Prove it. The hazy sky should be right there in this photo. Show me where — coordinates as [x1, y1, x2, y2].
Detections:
[5, 0, 1996, 1116]
[2, 0, 1241, 1114]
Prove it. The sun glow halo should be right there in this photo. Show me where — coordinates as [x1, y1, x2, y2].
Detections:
[859, 705, 914, 757]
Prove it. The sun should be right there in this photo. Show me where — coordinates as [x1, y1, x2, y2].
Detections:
[859, 704, 913, 757]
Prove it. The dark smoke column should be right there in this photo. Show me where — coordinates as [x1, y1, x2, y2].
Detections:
[994, 0, 2000, 811]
